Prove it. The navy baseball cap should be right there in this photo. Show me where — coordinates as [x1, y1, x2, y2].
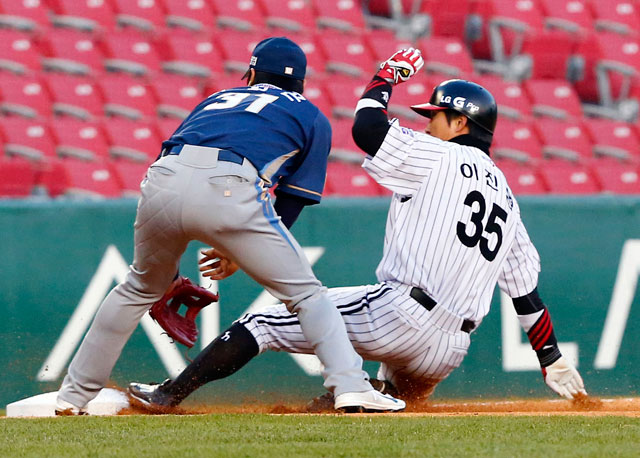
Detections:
[247, 37, 306, 80]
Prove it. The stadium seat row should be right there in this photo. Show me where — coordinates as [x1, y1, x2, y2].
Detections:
[2, 67, 639, 129]
[0, 0, 367, 34]
[2, 154, 639, 199]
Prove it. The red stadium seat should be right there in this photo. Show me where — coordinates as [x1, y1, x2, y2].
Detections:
[0, 157, 35, 197]
[0, 0, 50, 32]
[50, 118, 110, 161]
[46, 73, 104, 120]
[591, 159, 640, 194]
[469, 0, 545, 62]
[211, 0, 265, 31]
[111, 0, 166, 31]
[34, 158, 66, 197]
[39, 28, 105, 76]
[573, 31, 640, 105]
[518, 30, 576, 80]
[496, 159, 547, 195]
[325, 161, 380, 196]
[58, 158, 123, 198]
[330, 117, 365, 160]
[535, 118, 593, 161]
[538, 159, 600, 194]
[493, 118, 543, 162]
[216, 30, 268, 73]
[164, 0, 216, 31]
[0, 117, 56, 161]
[388, 73, 438, 121]
[101, 29, 163, 76]
[110, 159, 149, 196]
[302, 77, 333, 118]
[103, 118, 161, 162]
[592, 0, 640, 35]
[474, 75, 532, 120]
[316, 31, 376, 77]
[539, 0, 594, 36]
[160, 31, 225, 78]
[151, 73, 203, 119]
[524, 79, 583, 120]
[291, 32, 326, 76]
[155, 117, 182, 140]
[419, 0, 474, 37]
[325, 76, 368, 118]
[98, 74, 157, 120]
[204, 73, 249, 94]
[583, 118, 640, 161]
[0, 29, 41, 74]
[588, 32, 640, 74]
[262, 0, 316, 32]
[0, 73, 51, 119]
[49, 0, 117, 32]
[312, 0, 366, 32]
[364, 30, 414, 63]
[366, 0, 412, 17]
[416, 36, 474, 78]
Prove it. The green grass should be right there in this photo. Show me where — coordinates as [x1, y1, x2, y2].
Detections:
[1, 415, 639, 457]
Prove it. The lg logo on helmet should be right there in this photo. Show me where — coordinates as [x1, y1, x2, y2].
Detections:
[441, 95, 481, 113]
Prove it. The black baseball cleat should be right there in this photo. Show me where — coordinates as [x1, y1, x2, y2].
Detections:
[127, 379, 179, 413]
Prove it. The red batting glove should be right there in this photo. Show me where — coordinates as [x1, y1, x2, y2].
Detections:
[376, 48, 424, 85]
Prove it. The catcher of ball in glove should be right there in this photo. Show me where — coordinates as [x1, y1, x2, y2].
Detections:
[149, 276, 219, 348]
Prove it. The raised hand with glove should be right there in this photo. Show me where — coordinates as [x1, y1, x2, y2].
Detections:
[352, 48, 424, 155]
[376, 48, 424, 85]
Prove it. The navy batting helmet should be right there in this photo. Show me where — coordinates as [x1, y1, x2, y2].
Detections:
[410, 79, 498, 135]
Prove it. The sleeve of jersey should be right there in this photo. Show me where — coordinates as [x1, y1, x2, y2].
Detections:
[362, 120, 449, 196]
[498, 218, 541, 297]
[276, 111, 331, 204]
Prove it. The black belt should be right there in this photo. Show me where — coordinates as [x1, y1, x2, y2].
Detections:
[410, 287, 476, 334]
[161, 144, 244, 165]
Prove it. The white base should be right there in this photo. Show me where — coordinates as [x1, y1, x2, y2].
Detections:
[6, 388, 130, 417]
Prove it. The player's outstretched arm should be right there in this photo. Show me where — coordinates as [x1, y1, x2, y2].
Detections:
[352, 48, 423, 155]
[511, 288, 587, 400]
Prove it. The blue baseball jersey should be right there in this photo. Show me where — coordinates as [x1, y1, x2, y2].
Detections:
[163, 83, 332, 203]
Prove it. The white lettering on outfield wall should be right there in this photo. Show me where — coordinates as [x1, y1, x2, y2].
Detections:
[594, 239, 640, 369]
[40, 239, 638, 381]
[38, 246, 325, 382]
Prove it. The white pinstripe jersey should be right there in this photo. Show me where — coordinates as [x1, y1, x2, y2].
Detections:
[363, 120, 541, 323]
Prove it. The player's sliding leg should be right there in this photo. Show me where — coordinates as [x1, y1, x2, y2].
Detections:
[129, 322, 258, 408]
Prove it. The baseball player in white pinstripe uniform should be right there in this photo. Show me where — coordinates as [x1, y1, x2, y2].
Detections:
[128, 49, 586, 410]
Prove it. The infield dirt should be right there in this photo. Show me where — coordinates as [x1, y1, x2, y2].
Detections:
[119, 396, 640, 417]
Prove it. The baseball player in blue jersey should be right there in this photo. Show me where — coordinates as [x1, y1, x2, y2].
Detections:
[128, 48, 587, 412]
[55, 37, 404, 415]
